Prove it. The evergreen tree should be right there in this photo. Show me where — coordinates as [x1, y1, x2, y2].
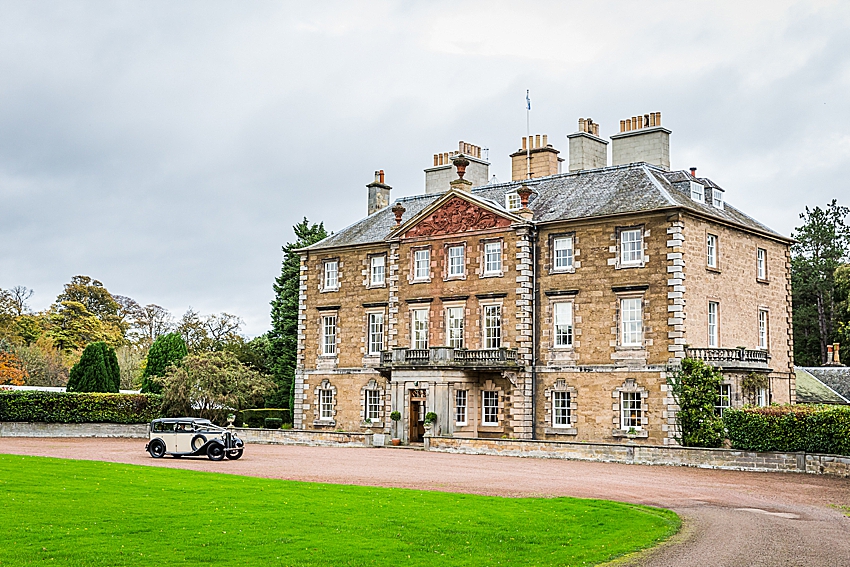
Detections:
[67, 342, 119, 393]
[668, 358, 725, 448]
[791, 200, 850, 365]
[268, 218, 327, 409]
[141, 332, 188, 394]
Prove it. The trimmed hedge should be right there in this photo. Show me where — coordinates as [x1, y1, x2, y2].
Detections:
[264, 418, 283, 429]
[236, 408, 291, 428]
[724, 405, 850, 456]
[0, 391, 162, 424]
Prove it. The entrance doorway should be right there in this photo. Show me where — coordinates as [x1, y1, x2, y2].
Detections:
[408, 389, 426, 443]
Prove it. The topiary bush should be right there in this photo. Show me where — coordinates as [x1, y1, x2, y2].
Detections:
[0, 391, 162, 423]
[264, 417, 283, 429]
[68, 342, 120, 393]
[237, 408, 291, 428]
[141, 333, 188, 394]
[724, 405, 850, 456]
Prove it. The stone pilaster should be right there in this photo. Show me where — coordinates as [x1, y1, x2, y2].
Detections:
[387, 242, 400, 347]
[509, 226, 535, 439]
[294, 253, 309, 428]
[664, 218, 685, 445]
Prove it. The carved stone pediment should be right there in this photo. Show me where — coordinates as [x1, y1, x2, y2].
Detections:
[403, 196, 512, 238]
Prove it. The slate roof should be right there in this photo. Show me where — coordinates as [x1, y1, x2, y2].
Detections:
[794, 368, 850, 405]
[798, 367, 850, 403]
[303, 163, 789, 251]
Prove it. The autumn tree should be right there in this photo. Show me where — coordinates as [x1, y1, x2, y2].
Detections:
[791, 200, 850, 365]
[46, 277, 127, 350]
[141, 332, 188, 393]
[67, 341, 120, 393]
[0, 341, 28, 386]
[158, 351, 275, 423]
[268, 218, 328, 409]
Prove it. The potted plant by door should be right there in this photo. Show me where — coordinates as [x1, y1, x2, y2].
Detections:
[390, 411, 401, 445]
[424, 412, 438, 436]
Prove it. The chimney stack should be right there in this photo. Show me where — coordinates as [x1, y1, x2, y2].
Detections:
[424, 140, 489, 194]
[610, 111, 671, 170]
[567, 117, 608, 172]
[366, 170, 392, 216]
[689, 167, 697, 177]
[509, 134, 563, 181]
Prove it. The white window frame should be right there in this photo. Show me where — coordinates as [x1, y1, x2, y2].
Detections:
[365, 389, 381, 421]
[716, 384, 731, 417]
[370, 255, 385, 286]
[758, 309, 769, 350]
[690, 180, 704, 203]
[620, 391, 643, 430]
[619, 297, 643, 347]
[708, 301, 719, 348]
[713, 190, 724, 210]
[619, 228, 643, 266]
[448, 245, 465, 277]
[482, 391, 499, 425]
[367, 312, 384, 356]
[321, 315, 337, 356]
[757, 248, 767, 280]
[446, 306, 464, 349]
[757, 387, 769, 407]
[323, 260, 339, 290]
[552, 390, 571, 428]
[483, 241, 502, 275]
[455, 389, 468, 425]
[319, 389, 334, 420]
[706, 234, 717, 268]
[553, 301, 573, 348]
[411, 308, 429, 350]
[413, 248, 430, 281]
[553, 236, 574, 271]
[482, 304, 502, 349]
[505, 192, 521, 211]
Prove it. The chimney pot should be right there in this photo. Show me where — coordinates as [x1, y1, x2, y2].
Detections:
[689, 167, 697, 177]
[535, 134, 541, 148]
[522, 136, 527, 151]
[543, 134, 548, 147]
[835, 343, 842, 365]
[379, 170, 385, 184]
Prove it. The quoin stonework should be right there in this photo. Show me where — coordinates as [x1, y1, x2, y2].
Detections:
[293, 112, 794, 446]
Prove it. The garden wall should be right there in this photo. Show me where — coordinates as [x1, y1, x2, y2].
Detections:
[234, 428, 370, 447]
[427, 436, 850, 478]
[0, 422, 149, 438]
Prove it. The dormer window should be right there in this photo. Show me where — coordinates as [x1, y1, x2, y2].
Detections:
[505, 192, 521, 211]
[712, 189, 724, 210]
[690, 181, 704, 204]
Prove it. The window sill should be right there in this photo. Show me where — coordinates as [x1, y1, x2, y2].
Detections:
[479, 424, 502, 430]
[550, 268, 576, 274]
[366, 283, 386, 289]
[544, 427, 577, 436]
[706, 266, 721, 274]
[551, 345, 575, 351]
[612, 428, 648, 439]
[361, 421, 383, 428]
[480, 272, 504, 278]
[444, 274, 467, 281]
[313, 419, 336, 427]
[455, 422, 468, 427]
[756, 278, 770, 285]
[411, 278, 431, 284]
[320, 288, 340, 293]
[616, 262, 645, 270]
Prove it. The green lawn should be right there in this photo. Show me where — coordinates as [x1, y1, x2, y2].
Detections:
[0, 455, 678, 566]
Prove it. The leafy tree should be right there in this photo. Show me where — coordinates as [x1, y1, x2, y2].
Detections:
[67, 341, 120, 393]
[141, 332, 188, 394]
[131, 304, 174, 345]
[12, 336, 69, 387]
[0, 341, 28, 386]
[158, 351, 275, 423]
[836, 264, 850, 349]
[791, 200, 850, 366]
[268, 218, 328, 409]
[668, 358, 725, 448]
[45, 277, 129, 351]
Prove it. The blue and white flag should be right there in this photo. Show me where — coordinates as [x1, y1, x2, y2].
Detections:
[526, 90, 531, 111]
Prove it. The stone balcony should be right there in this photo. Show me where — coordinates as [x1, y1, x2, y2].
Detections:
[379, 347, 519, 371]
[685, 347, 772, 372]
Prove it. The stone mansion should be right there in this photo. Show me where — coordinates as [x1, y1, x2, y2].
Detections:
[293, 112, 794, 445]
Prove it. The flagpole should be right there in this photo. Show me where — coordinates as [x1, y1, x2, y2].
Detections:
[526, 90, 531, 179]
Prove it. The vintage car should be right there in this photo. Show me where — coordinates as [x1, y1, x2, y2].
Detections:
[146, 417, 244, 461]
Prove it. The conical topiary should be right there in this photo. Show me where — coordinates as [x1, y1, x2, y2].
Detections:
[141, 332, 188, 394]
[68, 342, 119, 393]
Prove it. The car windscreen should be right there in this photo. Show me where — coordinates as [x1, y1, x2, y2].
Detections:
[152, 422, 174, 433]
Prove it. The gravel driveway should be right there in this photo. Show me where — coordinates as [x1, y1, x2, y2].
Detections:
[2, 438, 848, 566]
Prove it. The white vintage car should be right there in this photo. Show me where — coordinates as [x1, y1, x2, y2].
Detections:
[146, 417, 244, 461]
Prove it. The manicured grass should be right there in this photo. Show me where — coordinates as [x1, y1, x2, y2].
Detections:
[0, 455, 678, 566]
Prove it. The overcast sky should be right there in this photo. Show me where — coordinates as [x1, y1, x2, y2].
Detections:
[1, 1, 849, 336]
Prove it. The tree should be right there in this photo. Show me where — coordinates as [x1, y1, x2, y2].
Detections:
[67, 341, 120, 393]
[12, 336, 69, 387]
[836, 264, 850, 349]
[0, 341, 28, 386]
[132, 304, 174, 345]
[668, 358, 725, 448]
[45, 276, 127, 350]
[141, 332, 188, 393]
[268, 218, 328, 409]
[791, 200, 850, 365]
[158, 351, 275, 423]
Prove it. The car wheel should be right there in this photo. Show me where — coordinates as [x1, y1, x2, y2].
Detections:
[226, 449, 244, 460]
[207, 443, 225, 461]
[148, 439, 166, 458]
[191, 434, 207, 452]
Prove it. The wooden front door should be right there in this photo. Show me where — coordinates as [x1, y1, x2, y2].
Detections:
[409, 390, 426, 442]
